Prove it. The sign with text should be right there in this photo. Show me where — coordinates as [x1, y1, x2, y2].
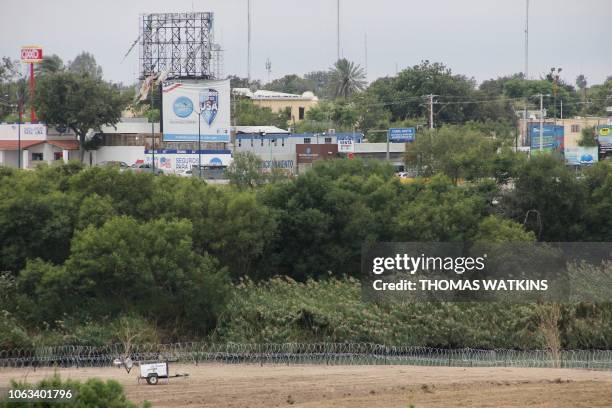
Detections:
[337, 136, 355, 153]
[529, 124, 564, 152]
[162, 80, 230, 142]
[564, 146, 598, 166]
[20, 46, 43, 63]
[597, 125, 612, 154]
[388, 128, 415, 143]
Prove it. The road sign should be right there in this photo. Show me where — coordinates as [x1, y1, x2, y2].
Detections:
[388, 127, 415, 142]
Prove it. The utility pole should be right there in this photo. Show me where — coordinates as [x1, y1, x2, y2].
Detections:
[364, 32, 368, 79]
[524, 0, 529, 80]
[539, 93, 544, 152]
[337, 0, 340, 61]
[428, 94, 436, 129]
[265, 57, 271, 83]
[386, 129, 390, 161]
[247, 0, 252, 81]
[523, 0, 529, 147]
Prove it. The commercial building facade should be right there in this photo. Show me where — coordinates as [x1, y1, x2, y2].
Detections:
[233, 88, 319, 122]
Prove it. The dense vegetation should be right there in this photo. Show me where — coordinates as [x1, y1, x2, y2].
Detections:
[0, 131, 611, 348]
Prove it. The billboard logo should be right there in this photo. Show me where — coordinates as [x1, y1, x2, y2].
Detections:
[200, 89, 219, 125]
[173, 96, 194, 118]
[20, 46, 43, 63]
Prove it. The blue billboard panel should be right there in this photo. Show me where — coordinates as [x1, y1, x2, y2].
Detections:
[564, 147, 598, 166]
[388, 127, 415, 143]
[529, 124, 564, 152]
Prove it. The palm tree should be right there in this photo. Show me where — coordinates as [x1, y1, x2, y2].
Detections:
[329, 58, 366, 99]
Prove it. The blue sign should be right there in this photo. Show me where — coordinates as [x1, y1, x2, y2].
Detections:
[173, 96, 194, 118]
[529, 124, 564, 151]
[388, 127, 416, 142]
[163, 133, 230, 143]
[199, 89, 219, 125]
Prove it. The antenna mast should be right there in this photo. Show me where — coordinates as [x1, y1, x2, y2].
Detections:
[247, 0, 252, 81]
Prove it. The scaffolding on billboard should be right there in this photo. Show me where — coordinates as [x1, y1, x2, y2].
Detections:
[139, 12, 222, 80]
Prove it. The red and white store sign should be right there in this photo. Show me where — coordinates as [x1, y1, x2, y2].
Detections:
[20, 46, 43, 63]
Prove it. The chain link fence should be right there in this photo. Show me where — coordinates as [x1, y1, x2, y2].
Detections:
[0, 343, 610, 370]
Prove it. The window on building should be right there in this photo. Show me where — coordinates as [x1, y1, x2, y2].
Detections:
[571, 124, 580, 133]
[54, 152, 63, 161]
[324, 137, 332, 144]
[303, 137, 311, 144]
[32, 153, 43, 161]
[299, 107, 305, 120]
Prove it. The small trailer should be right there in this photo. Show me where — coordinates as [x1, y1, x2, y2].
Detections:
[113, 357, 189, 385]
[138, 360, 189, 385]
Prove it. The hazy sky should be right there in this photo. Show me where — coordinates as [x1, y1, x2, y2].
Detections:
[1, 0, 610, 87]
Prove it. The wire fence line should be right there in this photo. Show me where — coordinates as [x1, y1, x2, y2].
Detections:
[0, 343, 610, 371]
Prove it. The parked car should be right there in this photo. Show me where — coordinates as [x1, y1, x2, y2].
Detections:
[129, 163, 164, 175]
[99, 161, 130, 171]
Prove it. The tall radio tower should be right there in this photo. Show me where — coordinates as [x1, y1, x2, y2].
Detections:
[247, 0, 252, 81]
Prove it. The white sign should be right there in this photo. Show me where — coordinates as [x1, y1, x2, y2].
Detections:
[0, 123, 47, 140]
[337, 137, 355, 153]
[162, 80, 231, 142]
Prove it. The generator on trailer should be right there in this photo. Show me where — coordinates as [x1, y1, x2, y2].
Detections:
[114, 357, 189, 385]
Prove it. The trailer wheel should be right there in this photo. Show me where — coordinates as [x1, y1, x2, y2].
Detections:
[146, 374, 159, 385]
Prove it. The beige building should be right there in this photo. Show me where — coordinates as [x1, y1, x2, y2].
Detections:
[233, 88, 319, 123]
[558, 117, 611, 148]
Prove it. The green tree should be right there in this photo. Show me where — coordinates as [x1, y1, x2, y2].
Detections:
[367, 61, 477, 124]
[68, 51, 103, 79]
[1, 374, 150, 408]
[304, 70, 333, 99]
[502, 154, 586, 241]
[228, 75, 261, 90]
[329, 58, 366, 99]
[263, 74, 313, 95]
[583, 78, 612, 116]
[473, 215, 536, 243]
[226, 152, 266, 190]
[35, 54, 64, 76]
[404, 125, 509, 183]
[34, 71, 125, 161]
[578, 127, 597, 147]
[233, 98, 290, 128]
[17, 217, 230, 334]
[392, 174, 488, 241]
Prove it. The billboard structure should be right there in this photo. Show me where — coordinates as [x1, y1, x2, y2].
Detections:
[388, 127, 415, 143]
[529, 123, 563, 153]
[139, 12, 220, 80]
[337, 135, 355, 153]
[596, 125, 612, 156]
[162, 80, 230, 142]
[21, 45, 43, 122]
[564, 147, 598, 166]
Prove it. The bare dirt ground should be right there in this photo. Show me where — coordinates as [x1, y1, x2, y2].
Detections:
[1, 364, 611, 407]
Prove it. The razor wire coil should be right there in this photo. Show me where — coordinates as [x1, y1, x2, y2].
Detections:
[0, 343, 610, 370]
